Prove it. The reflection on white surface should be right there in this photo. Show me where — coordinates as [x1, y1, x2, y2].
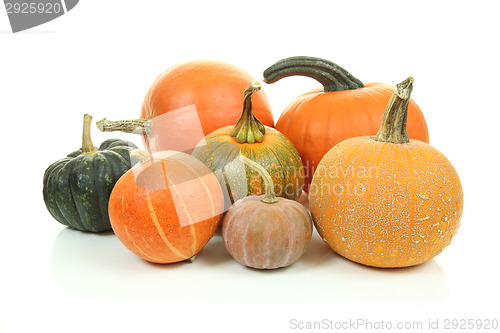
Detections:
[51, 226, 450, 306]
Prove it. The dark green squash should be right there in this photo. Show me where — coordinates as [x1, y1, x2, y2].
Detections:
[43, 114, 138, 232]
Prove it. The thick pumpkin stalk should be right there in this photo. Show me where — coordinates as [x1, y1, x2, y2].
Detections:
[374, 77, 414, 144]
[82, 113, 98, 155]
[230, 81, 266, 144]
[129, 149, 153, 164]
[263, 56, 364, 92]
[96, 117, 152, 136]
[239, 155, 278, 204]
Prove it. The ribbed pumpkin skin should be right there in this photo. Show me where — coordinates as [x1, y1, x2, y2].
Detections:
[192, 126, 304, 210]
[276, 83, 429, 191]
[309, 136, 463, 268]
[140, 60, 274, 152]
[222, 195, 312, 269]
[108, 151, 224, 264]
[43, 139, 137, 232]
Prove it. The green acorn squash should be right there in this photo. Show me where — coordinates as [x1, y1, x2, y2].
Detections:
[43, 114, 137, 232]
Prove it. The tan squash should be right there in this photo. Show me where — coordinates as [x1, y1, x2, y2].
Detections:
[222, 155, 312, 269]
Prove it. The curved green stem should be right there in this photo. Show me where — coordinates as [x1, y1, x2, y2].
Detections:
[374, 76, 414, 144]
[239, 155, 278, 204]
[230, 81, 266, 143]
[81, 114, 98, 155]
[263, 56, 364, 92]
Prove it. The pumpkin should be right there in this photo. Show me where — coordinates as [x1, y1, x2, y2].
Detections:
[192, 81, 304, 211]
[108, 149, 224, 264]
[43, 114, 137, 232]
[222, 155, 312, 269]
[263, 56, 429, 191]
[96, 59, 274, 154]
[309, 77, 463, 268]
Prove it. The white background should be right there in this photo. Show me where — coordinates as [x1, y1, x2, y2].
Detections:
[1, 1, 499, 332]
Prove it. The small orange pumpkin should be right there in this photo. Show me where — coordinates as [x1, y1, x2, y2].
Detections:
[222, 156, 312, 269]
[108, 150, 224, 264]
[309, 77, 463, 268]
[264, 56, 429, 192]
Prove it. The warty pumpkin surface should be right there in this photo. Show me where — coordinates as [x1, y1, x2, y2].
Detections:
[264, 56, 429, 191]
[309, 77, 463, 268]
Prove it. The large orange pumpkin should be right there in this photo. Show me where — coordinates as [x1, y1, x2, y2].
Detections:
[97, 59, 274, 153]
[263, 56, 429, 191]
[108, 150, 224, 264]
[309, 77, 463, 268]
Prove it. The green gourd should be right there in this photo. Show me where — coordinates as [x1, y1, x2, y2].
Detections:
[192, 81, 304, 211]
[43, 114, 137, 232]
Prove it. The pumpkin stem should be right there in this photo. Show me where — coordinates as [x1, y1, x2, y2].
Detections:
[130, 149, 152, 164]
[374, 76, 414, 144]
[81, 114, 98, 155]
[96, 117, 152, 136]
[263, 56, 364, 92]
[239, 155, 278, 204]
[230, 81, 266, 144]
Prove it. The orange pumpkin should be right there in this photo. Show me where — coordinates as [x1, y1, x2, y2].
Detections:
[108, 150, 224, 264]
[97, 59, 274, 153]
[309, 77, 463, 268]
[263, 56, 429, 191]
